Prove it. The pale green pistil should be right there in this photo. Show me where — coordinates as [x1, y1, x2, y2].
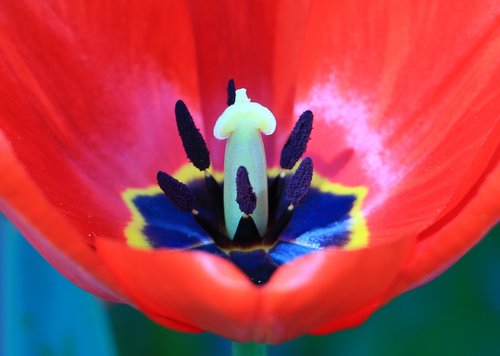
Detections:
[214, 89, 276, 238]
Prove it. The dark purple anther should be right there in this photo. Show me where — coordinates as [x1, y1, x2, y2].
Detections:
[280, 110, 313, 170]
[157, 171, 195, 212]
[175, 100, 210, 171]
[227, 79, 236, 106]
[286, 157, 313, 207]
[236, 166, 257, 215]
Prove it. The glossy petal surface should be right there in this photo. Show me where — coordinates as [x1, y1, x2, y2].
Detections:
[292, 1, 500, 242]
[96, 235, 415, 342]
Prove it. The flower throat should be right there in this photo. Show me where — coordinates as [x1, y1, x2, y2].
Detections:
[157, 79, 314, 250]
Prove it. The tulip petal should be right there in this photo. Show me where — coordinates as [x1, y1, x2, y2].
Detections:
[384, 151, 499, 300]
[292, 1, 500, 242]
[96, 235, 415, 343]
[285, 2, 500, 335]
[95, 238, 261, 342]
[0, 0, 203, 248]
[0, 0, 204, 300]
[260, 235, 415, 343]
[0, 133, 124, 301]
[185, 1, 313, 166]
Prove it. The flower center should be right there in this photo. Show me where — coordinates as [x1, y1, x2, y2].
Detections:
[118, 79, 371, 285]
[157, 80, 314, 251]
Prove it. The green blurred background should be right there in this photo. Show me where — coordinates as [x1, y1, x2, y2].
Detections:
[1, 215, 498, 356]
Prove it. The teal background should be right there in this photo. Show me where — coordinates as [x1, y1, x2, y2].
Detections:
[1, 214, 498, 356]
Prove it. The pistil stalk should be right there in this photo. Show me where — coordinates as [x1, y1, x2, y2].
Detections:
[214, 89, 276, 238]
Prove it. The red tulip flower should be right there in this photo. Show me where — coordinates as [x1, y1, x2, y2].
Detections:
[0, 0, 498, 344]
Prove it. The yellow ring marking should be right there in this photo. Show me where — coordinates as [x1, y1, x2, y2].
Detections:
[123, 164, 368, 250]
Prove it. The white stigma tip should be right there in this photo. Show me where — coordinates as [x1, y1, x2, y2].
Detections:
[235, 89, 250, 104]
[213, 87, 276, 140]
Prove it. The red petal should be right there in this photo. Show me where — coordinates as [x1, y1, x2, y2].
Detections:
[0, 1, 200, 249]
[185, 1, 311, 166]
[95, 238, 260, 341]
[384, 150, 499, 300]
[0, 133, 122, 301]
[290, 1, 500, 244]
[260, 235, 415, 343]
[96, 233, 414, 343]
[0, 0, 305, 241]
[0, 0, 314, 315]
